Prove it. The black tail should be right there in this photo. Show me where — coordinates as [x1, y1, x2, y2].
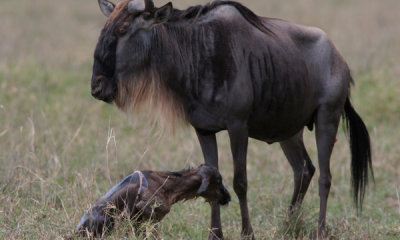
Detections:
[342, 98, 374, 210]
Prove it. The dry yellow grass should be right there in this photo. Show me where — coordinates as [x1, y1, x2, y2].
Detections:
[0, 0, 399, 239]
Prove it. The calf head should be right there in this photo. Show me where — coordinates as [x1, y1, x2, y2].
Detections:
[75, 202, 115, 238]
[196, 164, 231, 205]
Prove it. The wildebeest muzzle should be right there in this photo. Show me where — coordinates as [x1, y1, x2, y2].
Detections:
[91, 74, 117, 103]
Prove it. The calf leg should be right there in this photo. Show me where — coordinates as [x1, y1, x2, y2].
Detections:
[196, 129, 224, 240]
[228, 123, 254, 240]
[315, 106, 341, 238]
[280, 130, 315, 216]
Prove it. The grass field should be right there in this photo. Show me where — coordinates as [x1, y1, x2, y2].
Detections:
[0, 0, 399, 239]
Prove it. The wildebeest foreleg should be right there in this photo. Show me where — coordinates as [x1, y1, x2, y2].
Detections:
[279, 130, 315, 217]
[315, 106, 341, 237]
[195, 129, 224, 240]
[228, 123, 254, 240]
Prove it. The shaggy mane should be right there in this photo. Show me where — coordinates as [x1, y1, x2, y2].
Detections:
[115, 71, 187, 131]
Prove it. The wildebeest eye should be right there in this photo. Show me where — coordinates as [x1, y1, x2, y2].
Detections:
[116, 22, 130, 36]
[117, 27, 127, 35]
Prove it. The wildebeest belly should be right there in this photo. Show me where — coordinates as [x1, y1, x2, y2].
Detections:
[247, 107, 316, 143]
[246, 77, 318, 143]
[246, 63, 319, 143]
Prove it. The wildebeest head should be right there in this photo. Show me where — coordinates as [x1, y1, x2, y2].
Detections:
[91, 0, 173, 104]
[196, 164, 231, 205]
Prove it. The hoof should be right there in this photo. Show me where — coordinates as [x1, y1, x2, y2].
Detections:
[310, 229, 327, 240]
[241, 233, 255, 240]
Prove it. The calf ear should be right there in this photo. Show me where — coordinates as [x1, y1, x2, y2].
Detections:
[196, 177, 210, 194]
[98, 0, 115, 17]
[153, 2, 173, 24]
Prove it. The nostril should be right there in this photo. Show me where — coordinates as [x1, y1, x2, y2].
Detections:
[96, 75, 104, 83]
[90, 75, 116, 102]
[91, 76, 106, 95]
[91, 88, 100, 97]
[93, 75, 105, 86]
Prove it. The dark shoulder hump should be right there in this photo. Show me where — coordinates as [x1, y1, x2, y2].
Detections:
[169, 1, 274, 36]
[211, 1, 275, 36]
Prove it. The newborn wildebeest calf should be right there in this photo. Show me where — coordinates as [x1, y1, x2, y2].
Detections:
[76, 164, 230, 237]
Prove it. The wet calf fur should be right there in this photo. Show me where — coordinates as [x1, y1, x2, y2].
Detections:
[75, 164, 230, 237]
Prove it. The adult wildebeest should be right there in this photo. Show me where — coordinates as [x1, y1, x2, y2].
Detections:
[91, 0, 373, 239]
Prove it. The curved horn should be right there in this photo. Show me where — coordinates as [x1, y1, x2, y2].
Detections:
[128, 0, 145, 14]
[128, 0, 154, 14]
[144, 0, 154, 12]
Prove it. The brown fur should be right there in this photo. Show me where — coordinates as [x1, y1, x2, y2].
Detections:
[107, 1, 130, 25]
[115, 71, 187, 131]
[75, 164, 231, 238]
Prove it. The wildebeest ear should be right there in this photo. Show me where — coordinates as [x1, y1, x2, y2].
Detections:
[153, 2, 173, 24]
[196, 176, 210, 195]
[98, 0, 115, 17]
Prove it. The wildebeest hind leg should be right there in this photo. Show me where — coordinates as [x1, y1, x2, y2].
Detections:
[315, 105, 341, 238]
[279, 130, 315, 217]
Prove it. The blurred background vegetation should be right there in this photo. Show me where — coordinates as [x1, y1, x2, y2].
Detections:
[0, 0, 399, 239]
